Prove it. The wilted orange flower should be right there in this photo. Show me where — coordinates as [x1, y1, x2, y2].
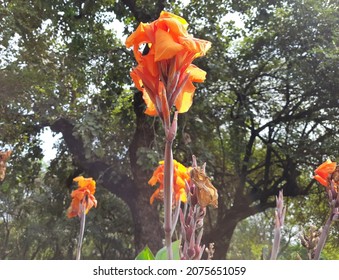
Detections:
[314, 159, 337, 187]
[67, 176, 97, 218]
[126, 11, 211, 120]
[149, 160, 190, 204]
[0, 150, 11, 182]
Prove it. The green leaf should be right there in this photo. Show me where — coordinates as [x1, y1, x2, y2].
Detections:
[135, 246, 155, 260]
[155, 240, 181, 260]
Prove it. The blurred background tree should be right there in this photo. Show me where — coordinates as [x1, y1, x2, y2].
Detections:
[0, 0, 338, 259]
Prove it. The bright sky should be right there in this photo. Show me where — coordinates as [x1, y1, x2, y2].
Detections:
[40, 128, 60, 163]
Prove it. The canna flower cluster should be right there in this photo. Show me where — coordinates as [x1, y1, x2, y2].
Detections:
[125, 11, 211, 124]
[148, 159, 190, 205]
[67, 176, 97, 218]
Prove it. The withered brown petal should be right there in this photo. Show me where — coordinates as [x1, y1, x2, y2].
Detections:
[190, 167, 218, 208]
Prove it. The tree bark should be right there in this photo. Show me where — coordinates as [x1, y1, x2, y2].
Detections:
[204, 199, 276, 259]
[203, 217, 239, 259]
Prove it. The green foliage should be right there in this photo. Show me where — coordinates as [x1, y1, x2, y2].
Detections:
[135, 240, 180, 260]
[135, 246, 155, 260]
[154, 240, 180, 260]
[0, 164, 134, 259]
[1, 0, 339, 259]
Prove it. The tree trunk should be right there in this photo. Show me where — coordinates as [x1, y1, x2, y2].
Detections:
[203, 216, 239, 259]
[128, 91, 163, 254]
[50, 96, 164, 256]
[203, 199, 275, 259]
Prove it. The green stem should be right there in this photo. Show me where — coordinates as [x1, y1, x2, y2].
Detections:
[76, 204, 86, 260]
[313, 212, 333, 260]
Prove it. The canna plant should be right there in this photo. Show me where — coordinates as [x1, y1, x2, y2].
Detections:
[67, 176, 97, 260]
[270, 159, 339, 260]
[311, 159, 339, 260]
[126, 11, 211, 259]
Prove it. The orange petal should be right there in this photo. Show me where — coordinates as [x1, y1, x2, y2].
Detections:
[154, 29, 184, 61]
[314, 175, 329, 187]
[187, 65, 207, 83]
[175, 160, 188, 173]
[150, 188, 161, 204]
[67, 198, 81, 218]
[71, 189, 85, 200]
[315, 169, 329, 180]
[315, 159, 336, 175]
[157, 17, 189, 37]
[130, 70, 144, 92]
[142, 90, 158, 116]
[159, 11, 189, 30]
[148, 164, 165, 186]
[73, 176, 96, 193]
[140, 52, 158, 77]
[174, 80, 196, 113]
[73, 176, 85, 183]
[175, 175, 186, 189]
[148, 173, 159, 186]
[178, 188, 187, 203]
[133, 65, 157, 97]
[125, 22, 152, 48]
[84, 194, 97, 214]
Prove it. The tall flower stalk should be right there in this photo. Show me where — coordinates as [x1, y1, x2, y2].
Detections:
[312, 179, 339, 260]
[76, 204, 86, 260]
[126, 11, 211, 259]
[67, 176, 97, 260]
[312, 158, 339, 260]
[270, 190, 286, 260]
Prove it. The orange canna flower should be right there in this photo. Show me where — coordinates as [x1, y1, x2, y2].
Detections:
[126, 11, 211, 121]
[0, 150, 11, 182]
[149, 160, 190, 205]
[67, 176, 97, 218]
[314, 159, 337, 187]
